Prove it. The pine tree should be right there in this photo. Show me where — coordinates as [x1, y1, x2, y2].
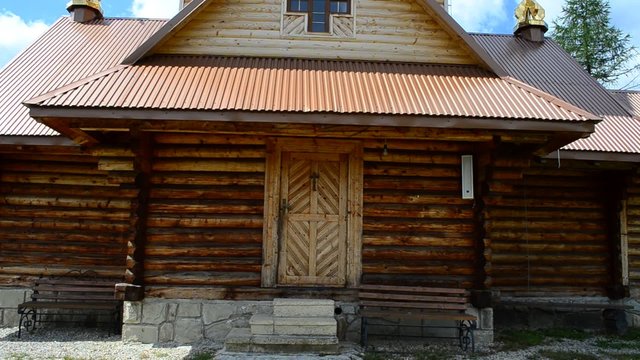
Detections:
[552, 0, 637, 86]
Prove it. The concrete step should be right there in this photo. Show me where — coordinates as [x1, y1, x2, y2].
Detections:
[273, 298, 335, 318]
[275, 316, 337, 336]
[225, 328, 340, 354]
[250, 314, 337, 336]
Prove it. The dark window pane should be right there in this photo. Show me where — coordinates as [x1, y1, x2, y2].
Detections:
[313, 0, 325, 11]
[330, 0, 348, 13]
[289, 0, 307, 12]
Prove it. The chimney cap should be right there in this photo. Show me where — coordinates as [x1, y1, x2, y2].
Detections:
[67, 0, 103, 19]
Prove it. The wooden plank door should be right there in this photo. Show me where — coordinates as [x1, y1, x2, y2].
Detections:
[277, 151, 348, 286]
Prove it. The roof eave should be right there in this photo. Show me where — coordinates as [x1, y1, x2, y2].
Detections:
[543, 149, 640, 163]
[27, 106, 598, 134]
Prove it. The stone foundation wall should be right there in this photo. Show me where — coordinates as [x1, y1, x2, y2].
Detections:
[0, 288, 32, 327]
[122, 298, 362, 344]
[123, 298, 493, 346]
[495, 297, 635, 332]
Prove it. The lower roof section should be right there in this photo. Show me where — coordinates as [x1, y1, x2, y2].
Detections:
[563, 115, 640, 154]
[26, 56, 596, 123]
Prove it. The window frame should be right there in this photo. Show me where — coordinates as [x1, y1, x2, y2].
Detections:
[286, 0, 352, 33]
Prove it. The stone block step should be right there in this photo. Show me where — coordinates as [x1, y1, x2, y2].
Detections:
[225, 328, 340, 354]
[250, 314, 337, 336]
[275, 316, 337, 336]
[273, 298, 335, 318]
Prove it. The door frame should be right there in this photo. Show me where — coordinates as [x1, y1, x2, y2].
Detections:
[261, 138, 363, 288]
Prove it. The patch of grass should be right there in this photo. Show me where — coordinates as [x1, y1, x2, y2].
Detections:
[497, 329, 545, 351]
[188, 352, 215, 360]
[412, 348, 455, 360]
[595, 338, 640, 350]
[621, 328, 640, 341]
[542, 328, 590, 341]
[364, 352, 400, 360]
[537, 350, 599, 360]
[8, 353, 32, 360]
[609, 354, 640, 360]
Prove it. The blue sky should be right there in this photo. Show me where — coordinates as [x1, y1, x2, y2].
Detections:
[0, 0, 638, 89]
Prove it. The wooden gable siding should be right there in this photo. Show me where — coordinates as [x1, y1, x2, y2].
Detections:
[628, 170, 640, 296]
[158, 0, 476, 65]
[0, 149, 136, 286]
[144, 134, 266, 289]
[485, 159, 617, 297]
[361, 139, 477, 288]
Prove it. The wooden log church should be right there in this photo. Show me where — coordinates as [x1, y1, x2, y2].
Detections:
[0, 0, 639, 344]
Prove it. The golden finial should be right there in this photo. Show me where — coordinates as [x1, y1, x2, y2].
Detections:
[515, 0, 548, 31]
[67, 0, 103, 15]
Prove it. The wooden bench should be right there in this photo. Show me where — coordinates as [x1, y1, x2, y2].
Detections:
[17, 276, 122, 338]
[359, 285, 477, 351]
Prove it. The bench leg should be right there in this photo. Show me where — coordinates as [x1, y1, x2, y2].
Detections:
[458, 320, 475, 352]
[18, 309, 37, 338]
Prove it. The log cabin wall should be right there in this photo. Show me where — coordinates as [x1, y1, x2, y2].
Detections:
[628, 169, 640, 296]
[361, 139, 477, 289]
[141, 134, 483, 298]
[0, 147, 136, 286]
[144, 134, 266, 291]
[485, 158, 618, 297]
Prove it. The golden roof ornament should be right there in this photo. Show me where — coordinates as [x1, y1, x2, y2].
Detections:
[67, 0, 103, 16]
[515, 0, 548, 31]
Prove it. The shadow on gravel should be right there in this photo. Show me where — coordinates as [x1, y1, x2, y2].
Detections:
[1, 326, 121, 342]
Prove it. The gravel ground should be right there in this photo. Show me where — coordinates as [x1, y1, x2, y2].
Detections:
[2, 326, 640, 360]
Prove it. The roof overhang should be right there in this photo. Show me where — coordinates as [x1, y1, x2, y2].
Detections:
[544, 149, 640, 163]
[28, 107, 597, 134]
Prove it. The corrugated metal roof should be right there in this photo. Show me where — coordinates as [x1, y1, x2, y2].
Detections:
[27, 55, 595, 122]
[612, 90, 640, 117]
[563, 115, 640, 153]
[473, 33, 640, 154]
[472, 34, 629, 117]
[0, 17, 166, 136]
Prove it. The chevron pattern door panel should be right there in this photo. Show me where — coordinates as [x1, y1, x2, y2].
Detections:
[278, 152, 348, 286]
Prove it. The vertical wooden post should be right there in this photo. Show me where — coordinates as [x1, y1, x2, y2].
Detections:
[621, 200, 629, 287]
[124, 131, 152, 301]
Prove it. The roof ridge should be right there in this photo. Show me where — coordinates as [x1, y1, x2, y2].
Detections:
[24, 65, 128, 106]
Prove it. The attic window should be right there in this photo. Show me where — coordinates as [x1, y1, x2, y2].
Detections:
[287, 0, 351, 33]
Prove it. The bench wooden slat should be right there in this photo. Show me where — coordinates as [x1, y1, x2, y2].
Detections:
[361, 300, 468, 311]
[19, 301, 119, 310]
[36, 279, 117, 286]
[359, 284, 468, 295]
[359, 292, 467, 304]
[34, 285, 115, 293]
[32, 294, 115, 301]
[361, 309, 477, 322]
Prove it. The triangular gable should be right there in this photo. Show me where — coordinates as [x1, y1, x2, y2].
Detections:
[123, 0, 505, 76]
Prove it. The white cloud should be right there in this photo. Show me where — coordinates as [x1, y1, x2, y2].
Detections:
[450, 0, 508, 33]
[131, 0, 180, 19]
[0, 11, 49, 67]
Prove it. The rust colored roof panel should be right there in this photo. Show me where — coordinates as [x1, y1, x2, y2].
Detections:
[563, 115, 640, 153]
[28, 55, 595, 122]
[0, 17, 166, 136]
